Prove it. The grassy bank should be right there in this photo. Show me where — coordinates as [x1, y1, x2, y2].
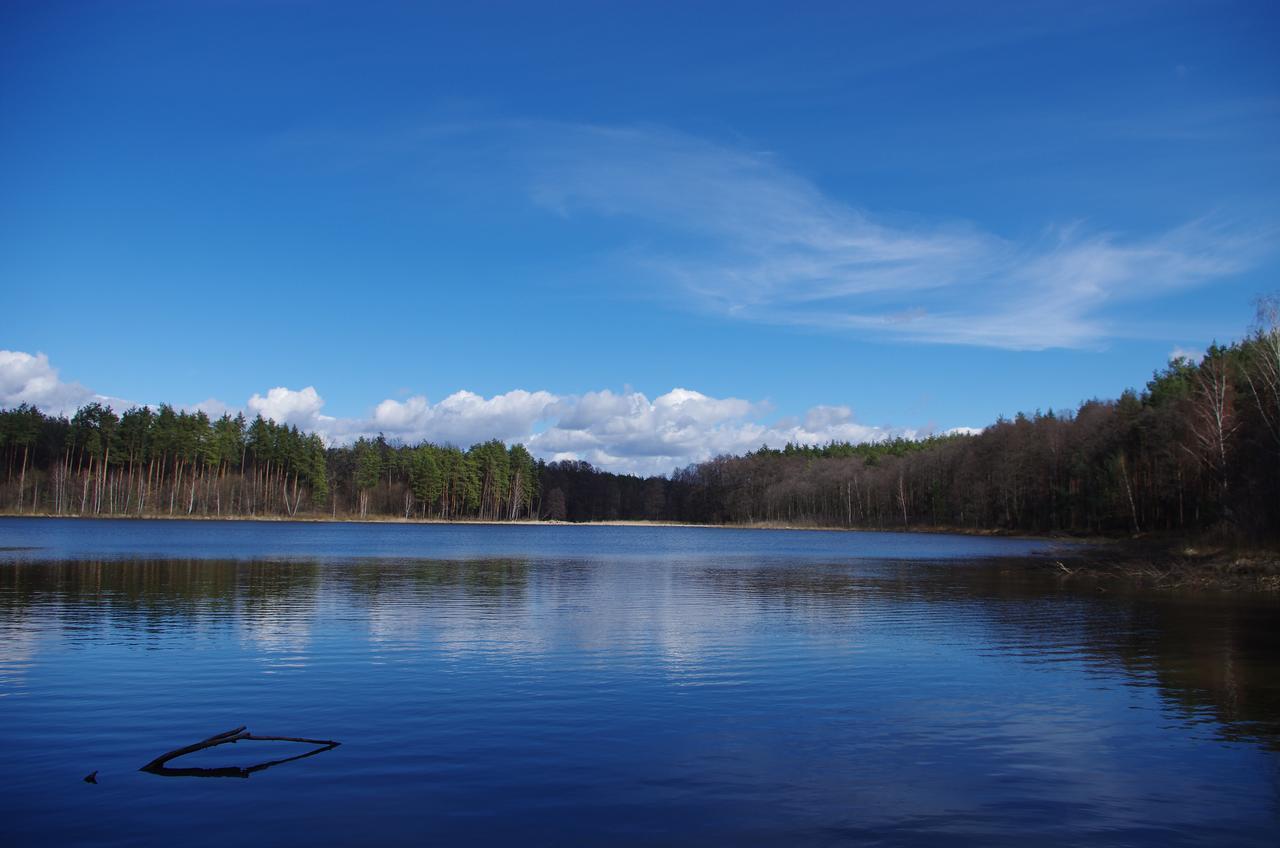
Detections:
[1049, 539, 1280, 592]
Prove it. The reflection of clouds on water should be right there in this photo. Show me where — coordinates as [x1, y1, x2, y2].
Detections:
[240, 614, 312, 666]
[350, 560, 555, 660]
[237, 594, 315, 669]
[354, 559, 743, 672]
[384, 560, 937, 683]
[428, 610, 555, 661]
[419, 561, 714, 673]
[649, 602, 715, 680]
[567, 567, 727, 680]
[367, 600, 432, 646]
[576, 564, 870, 682]
[0, 622, 41, 694]
[240, 622, 311, 667]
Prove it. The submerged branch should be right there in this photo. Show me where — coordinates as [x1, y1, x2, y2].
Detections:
[140, 726, 340, 778]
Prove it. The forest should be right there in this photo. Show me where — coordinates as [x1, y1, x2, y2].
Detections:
[2, 305, 1278, 542]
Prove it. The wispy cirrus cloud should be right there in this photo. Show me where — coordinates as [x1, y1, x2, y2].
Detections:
[0, 350, 926, 475]
[274, 119, 1270, 348]
[516, 123, 1269, 349]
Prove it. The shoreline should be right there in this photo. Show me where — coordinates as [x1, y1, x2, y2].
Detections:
[1050, 538, 1280, 593]
[0, 511, 1070, 542]
[3, 513, 1275, 591]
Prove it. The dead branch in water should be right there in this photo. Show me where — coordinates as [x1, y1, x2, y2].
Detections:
[140, 726, 340, 777]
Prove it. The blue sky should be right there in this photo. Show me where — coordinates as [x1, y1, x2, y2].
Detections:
[2, 1, 1277, 472]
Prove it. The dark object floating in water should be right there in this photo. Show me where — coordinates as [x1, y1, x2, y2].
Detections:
[83, 770, 97, 784]
[140, 725, 340, 779]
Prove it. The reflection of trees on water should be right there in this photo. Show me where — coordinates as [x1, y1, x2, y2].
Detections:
[0, 558, 323, 619]
[0, 560, 324, 654]
[946, 565, 1280, 751]
[0, 557, 540, 658]
[1101, 594, 1280, 750]
[1, 556, 1276, 749]
[693, 559, 1280, 750]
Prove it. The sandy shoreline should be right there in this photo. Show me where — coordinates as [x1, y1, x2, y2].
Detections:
[0, 511, 1066, 541]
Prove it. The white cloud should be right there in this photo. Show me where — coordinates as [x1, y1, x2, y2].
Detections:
[513, 123, 1270, 349]
[0, 350, 919, 475]
[247, 386, 329, 429]
[282, 120, 1268, 349]
[528, 389, 896, 475]
[188, 397, 237, 418]
[324, 385, 899, 475]
[373, 389, 557, 445]
[0, 350, 130, 415]
[1169, 346, 1204, 363]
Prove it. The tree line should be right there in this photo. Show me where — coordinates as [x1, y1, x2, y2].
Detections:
[3, 302, 1277, 540]
[0, 404, 540, 521]
[528, 304, 1279, 542]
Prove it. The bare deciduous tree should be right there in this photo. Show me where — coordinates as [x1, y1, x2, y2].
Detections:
[1184, 348, 1239, 504]
[1242, 295, 1280, 447]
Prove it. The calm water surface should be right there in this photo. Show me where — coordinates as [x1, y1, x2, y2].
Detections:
[1, 518, 1277, 846]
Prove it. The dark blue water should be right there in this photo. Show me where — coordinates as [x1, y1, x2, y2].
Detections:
[1, 518, 1277, 846]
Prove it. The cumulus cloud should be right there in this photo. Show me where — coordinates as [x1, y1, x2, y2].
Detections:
[372, 389, 557, 445]
[247, 386, 329, 429]
[525, 390, 907, 475]
[324, 385, 898, 475]
[0, 350, 130, 415]
[0, 350, 931, 476]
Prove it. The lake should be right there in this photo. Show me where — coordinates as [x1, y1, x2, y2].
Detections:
[1, 518, 1277, 846]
